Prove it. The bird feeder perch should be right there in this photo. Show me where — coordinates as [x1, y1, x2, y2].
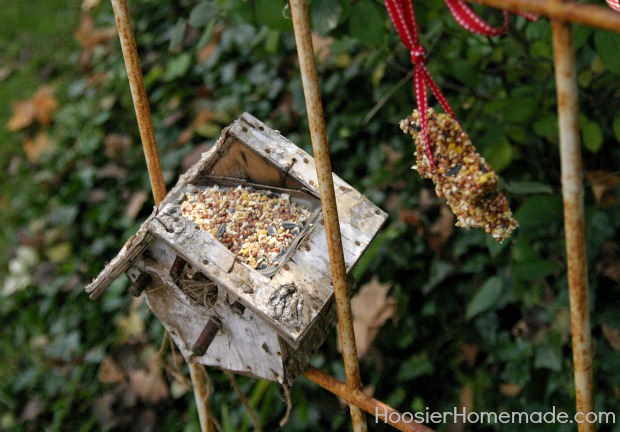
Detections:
[86, 113, 387, 385]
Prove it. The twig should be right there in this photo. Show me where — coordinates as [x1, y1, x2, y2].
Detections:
[279, 385, 292, 427]
[225, 372, 262, 432]
[363, 70, 413, 125]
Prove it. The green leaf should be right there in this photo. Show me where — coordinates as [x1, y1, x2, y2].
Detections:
[513, 260, 561, 281]
[164, 53, 192, 81]
[169, 19, 186, 52]
[397, 353, 434, 380]
[347, 0, 385, 46]
[514, 195, 562, 229]
[595, 31, 620, 75]
[534, 343, 562, 372]
[486, 234, 509, 258]
[503, 96, 538, 123]
[614, 112, 620, 142]
[580, 116, 603, 153]
[255, 0, 292, 31]
[483, 139, 513, 173]
[532, 113, 558, 141]
[466, 276, 504, 320]
[189, 1, 219, 28]
[311, 0, 342, 35]
[505, 181, 553, 195]
[422, 260, 454, 294]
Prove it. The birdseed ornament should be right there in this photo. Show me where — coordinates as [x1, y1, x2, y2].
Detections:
[400, 109, 518, 242]
[385, 0, 530, 241]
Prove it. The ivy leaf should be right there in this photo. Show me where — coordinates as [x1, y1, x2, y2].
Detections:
[514, 195, 562, 229]
[311, 0, 342, 35]
[483, 139, 513, 173]
[513, 260, 561, 281]
[505, 181, 553, 195]
[466, 276, 504, 320]
[534, 343, 562, 372]
[169, 19, 186, 52]
[580, 116, 603, 153]
[164, 53, 192, 81]
[189, 1, 219, 28]
[255, 0, 292, 32]
[594, 30, 620, 75]
[348, 0, 385, 47]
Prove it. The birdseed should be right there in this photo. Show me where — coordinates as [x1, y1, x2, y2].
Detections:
[180, 185, 311, 270]
[400, 108, 518, 242]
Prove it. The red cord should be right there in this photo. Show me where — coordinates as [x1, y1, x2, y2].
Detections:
[384, 0, 457, 169]
[385, 0, 537, 170]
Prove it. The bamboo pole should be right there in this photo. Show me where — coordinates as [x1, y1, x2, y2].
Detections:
[303, 367, 436, 432]
[550, 3, 595, 431]
[467, 0, 620, 33]
[110, 1, 213, 431]
[289, 1, 367, 430]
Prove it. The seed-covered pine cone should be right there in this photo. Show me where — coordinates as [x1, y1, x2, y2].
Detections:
[400, 108, 518, 242]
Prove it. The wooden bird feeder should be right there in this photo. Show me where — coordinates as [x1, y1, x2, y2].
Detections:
[86, 113, 387, 385]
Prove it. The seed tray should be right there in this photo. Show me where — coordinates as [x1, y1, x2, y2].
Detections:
[174, 177, 321, 277]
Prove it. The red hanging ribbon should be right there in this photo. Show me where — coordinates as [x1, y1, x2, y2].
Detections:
[608, 0, 620, 12]
[445, 0, 509, 36]
[445, 0, 537, 35]
[385, 0, 538, 169]
[384, 0, 457, 169]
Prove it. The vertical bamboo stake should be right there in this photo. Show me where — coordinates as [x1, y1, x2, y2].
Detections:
[110, 1, 213, 431]
[289, 1, 368, 430]
[551, 5, 595, 431]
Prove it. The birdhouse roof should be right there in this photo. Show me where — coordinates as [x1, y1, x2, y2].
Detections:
[86, 113, 387, 346]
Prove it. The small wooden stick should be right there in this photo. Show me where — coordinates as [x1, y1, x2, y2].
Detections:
[129, 272, 151, 297]
[192, 318, 222, 356]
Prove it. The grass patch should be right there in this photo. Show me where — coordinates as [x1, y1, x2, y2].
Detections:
[0, 0, 80, 259]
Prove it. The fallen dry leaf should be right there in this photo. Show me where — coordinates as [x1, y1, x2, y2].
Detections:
[125, 191, 149, 220]
[75, 14, 117, 67]
[23, 132, 54, 163]
[82, 0, 101, 11]
[198, 24, 224, 64]
[430, 205, 455, 247]
[500, 382, 523, 397]
[312, 33, 334, 63]
[104, 133, 131, 160]
[0, 65, 14, 82]
[595, 240, 620, 283]
[344, 277, 397, 358]
[587, 170, 620, 208]
[400, 204, 454, 254]
[451, 383, 474, 432]
[21, 399, 45, 422]
[128, 351, 169, 404]
[602, 322, 620, 351]
[7, 86, 58, 131]
[98, 355, 126, 384]
[458, 343, 479, 368]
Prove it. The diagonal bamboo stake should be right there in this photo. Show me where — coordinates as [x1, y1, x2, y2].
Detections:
[303, 367, 436, 432]
[550, 4, 595, 431]
[110, 1, 213, 431]
[467, 0, 620, 33]
[289, 1, 367, 430]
